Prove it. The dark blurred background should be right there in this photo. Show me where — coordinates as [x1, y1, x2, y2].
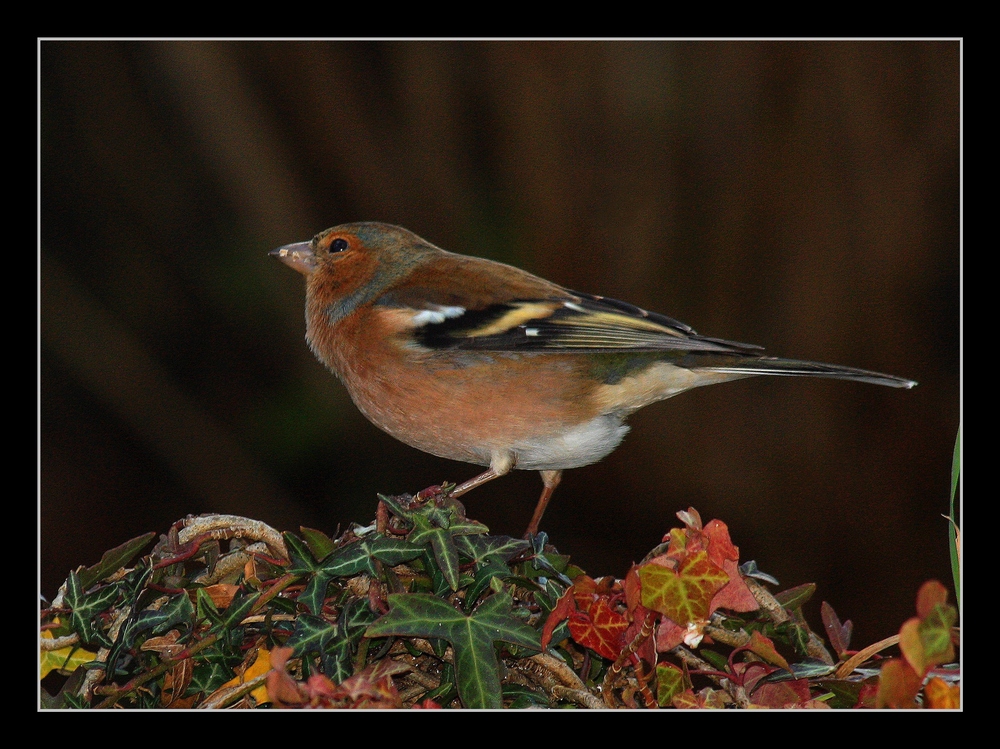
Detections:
[40, 40, 959, 647]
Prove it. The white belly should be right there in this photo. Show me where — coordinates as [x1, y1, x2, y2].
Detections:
[509, 413, 630, 471]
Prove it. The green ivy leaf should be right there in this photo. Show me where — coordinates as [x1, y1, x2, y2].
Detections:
[456, 535, 531, 565]
[64, 571, 124, 648]
[656, 662, 686, 706]
[776, 658, 837, 681]
[813, 678, 868, 709]
[77, 532, 156, 590]
[284, 531, 322, 574]
[297, 573, 333, 616]
[217, 591, 260, 632]
[772, 620, 812, 657]
[130, 592, 196, 640]
[919, 602, 957, 662]
[188, 661, 236, 697]
[366, 592, 540, 708]
[408, 512, 488, 591]
[456, 534, 531, 610]
[774, 583, 816, 612]
[287, 614, 338, 659]
[195, 587, 223, 627]
[299, 526, 338, 561]
[322, 535, 423, 577]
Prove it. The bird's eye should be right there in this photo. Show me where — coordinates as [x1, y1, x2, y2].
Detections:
[330, 238, 349, 253]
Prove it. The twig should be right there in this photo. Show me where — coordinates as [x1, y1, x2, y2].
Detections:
[178, 514, 288, 560]
[198, 673, 269, 709]
[40, 632, 80, 651]
[835, 635, 900, 679]
[745, 578, 834, 665]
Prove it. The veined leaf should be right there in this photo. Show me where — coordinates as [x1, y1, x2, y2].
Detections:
[639, 551, 729, 625]
[366, 592, 539, 708]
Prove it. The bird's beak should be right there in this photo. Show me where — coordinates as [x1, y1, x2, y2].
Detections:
[269, 241, 317, 275]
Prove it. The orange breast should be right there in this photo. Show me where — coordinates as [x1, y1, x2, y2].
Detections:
[310, 304, 607, 468]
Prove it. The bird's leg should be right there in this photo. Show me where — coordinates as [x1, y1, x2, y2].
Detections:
[525, 469, 563, 537]
[450, 468, 501, 497]
[450, 451, 515, 498]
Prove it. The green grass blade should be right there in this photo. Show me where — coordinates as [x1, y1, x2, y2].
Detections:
[949, 425, 961, 607]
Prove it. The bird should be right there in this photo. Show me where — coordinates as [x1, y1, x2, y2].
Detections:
[272, 222, 915, 536]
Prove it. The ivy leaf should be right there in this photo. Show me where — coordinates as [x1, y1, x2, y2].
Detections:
[655, 662, 686, 706]
[285, 529, 424, 614]
[129, 592, 196, 641]
[455, 534, 531, 565]
[915, 579, 949, 619]
[744, 631, 791, 672]
[463, 557, 516, 611]
[40, 628, 98, 679]
[900, 584, 957, 676]
[638, 551, 729, 625]
[749, 676, 812, 708]
[64, 570, 124, 648]
[567, 597, 628, 661]
[284, 531, 322, 575]
[288, 613, 343, 682]
[366, 592, 540, 709]
[322, 535, 424, 577]
[408, 512, 488, 591]
[772, 620, 812, 657]
[189, 661, 236, 697]
[286, 614, 338, 662]
[216, 591, 260, 633]
[812, 678, 867, 709]
[77, 532, 156, 590]
[774, 583, 816, 613]
[455, 535, 531, 609]
[375, 493, 419, 526]
[196, 587, 224, 628]
[299, 527, 337, 561]
[924, 676, 960, 709]
[876, 658, 922, 708]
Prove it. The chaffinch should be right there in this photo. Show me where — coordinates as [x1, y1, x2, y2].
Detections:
[272, 222, 915, 536]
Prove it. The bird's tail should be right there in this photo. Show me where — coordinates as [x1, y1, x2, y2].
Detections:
[693, 356, 917, 389]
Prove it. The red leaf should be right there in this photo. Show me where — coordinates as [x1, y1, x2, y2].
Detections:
[709, 558, 759, 613]
[751, 678, 812, 708]
[915, 580, 949, 619]
[542, 575, 629, 660]
[567, 597, 629, 661]
[820, 601, 852, 656]
[654, 616, 688, 652]
[876, 658, 923, 708]
[701, 519, 739, 569]
[412, 698, 442, 709]
[624, 564, 643, 613]
[745, 631, 790, 672]
[541, 584, 579, 652]
[622, 606, 657, 665]
[266, 647, 307, 707]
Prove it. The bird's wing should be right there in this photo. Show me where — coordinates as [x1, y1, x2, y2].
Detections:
[376, 254, 763, 355]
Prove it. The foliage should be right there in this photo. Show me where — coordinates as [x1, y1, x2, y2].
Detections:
[40, 497, 959, 709]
